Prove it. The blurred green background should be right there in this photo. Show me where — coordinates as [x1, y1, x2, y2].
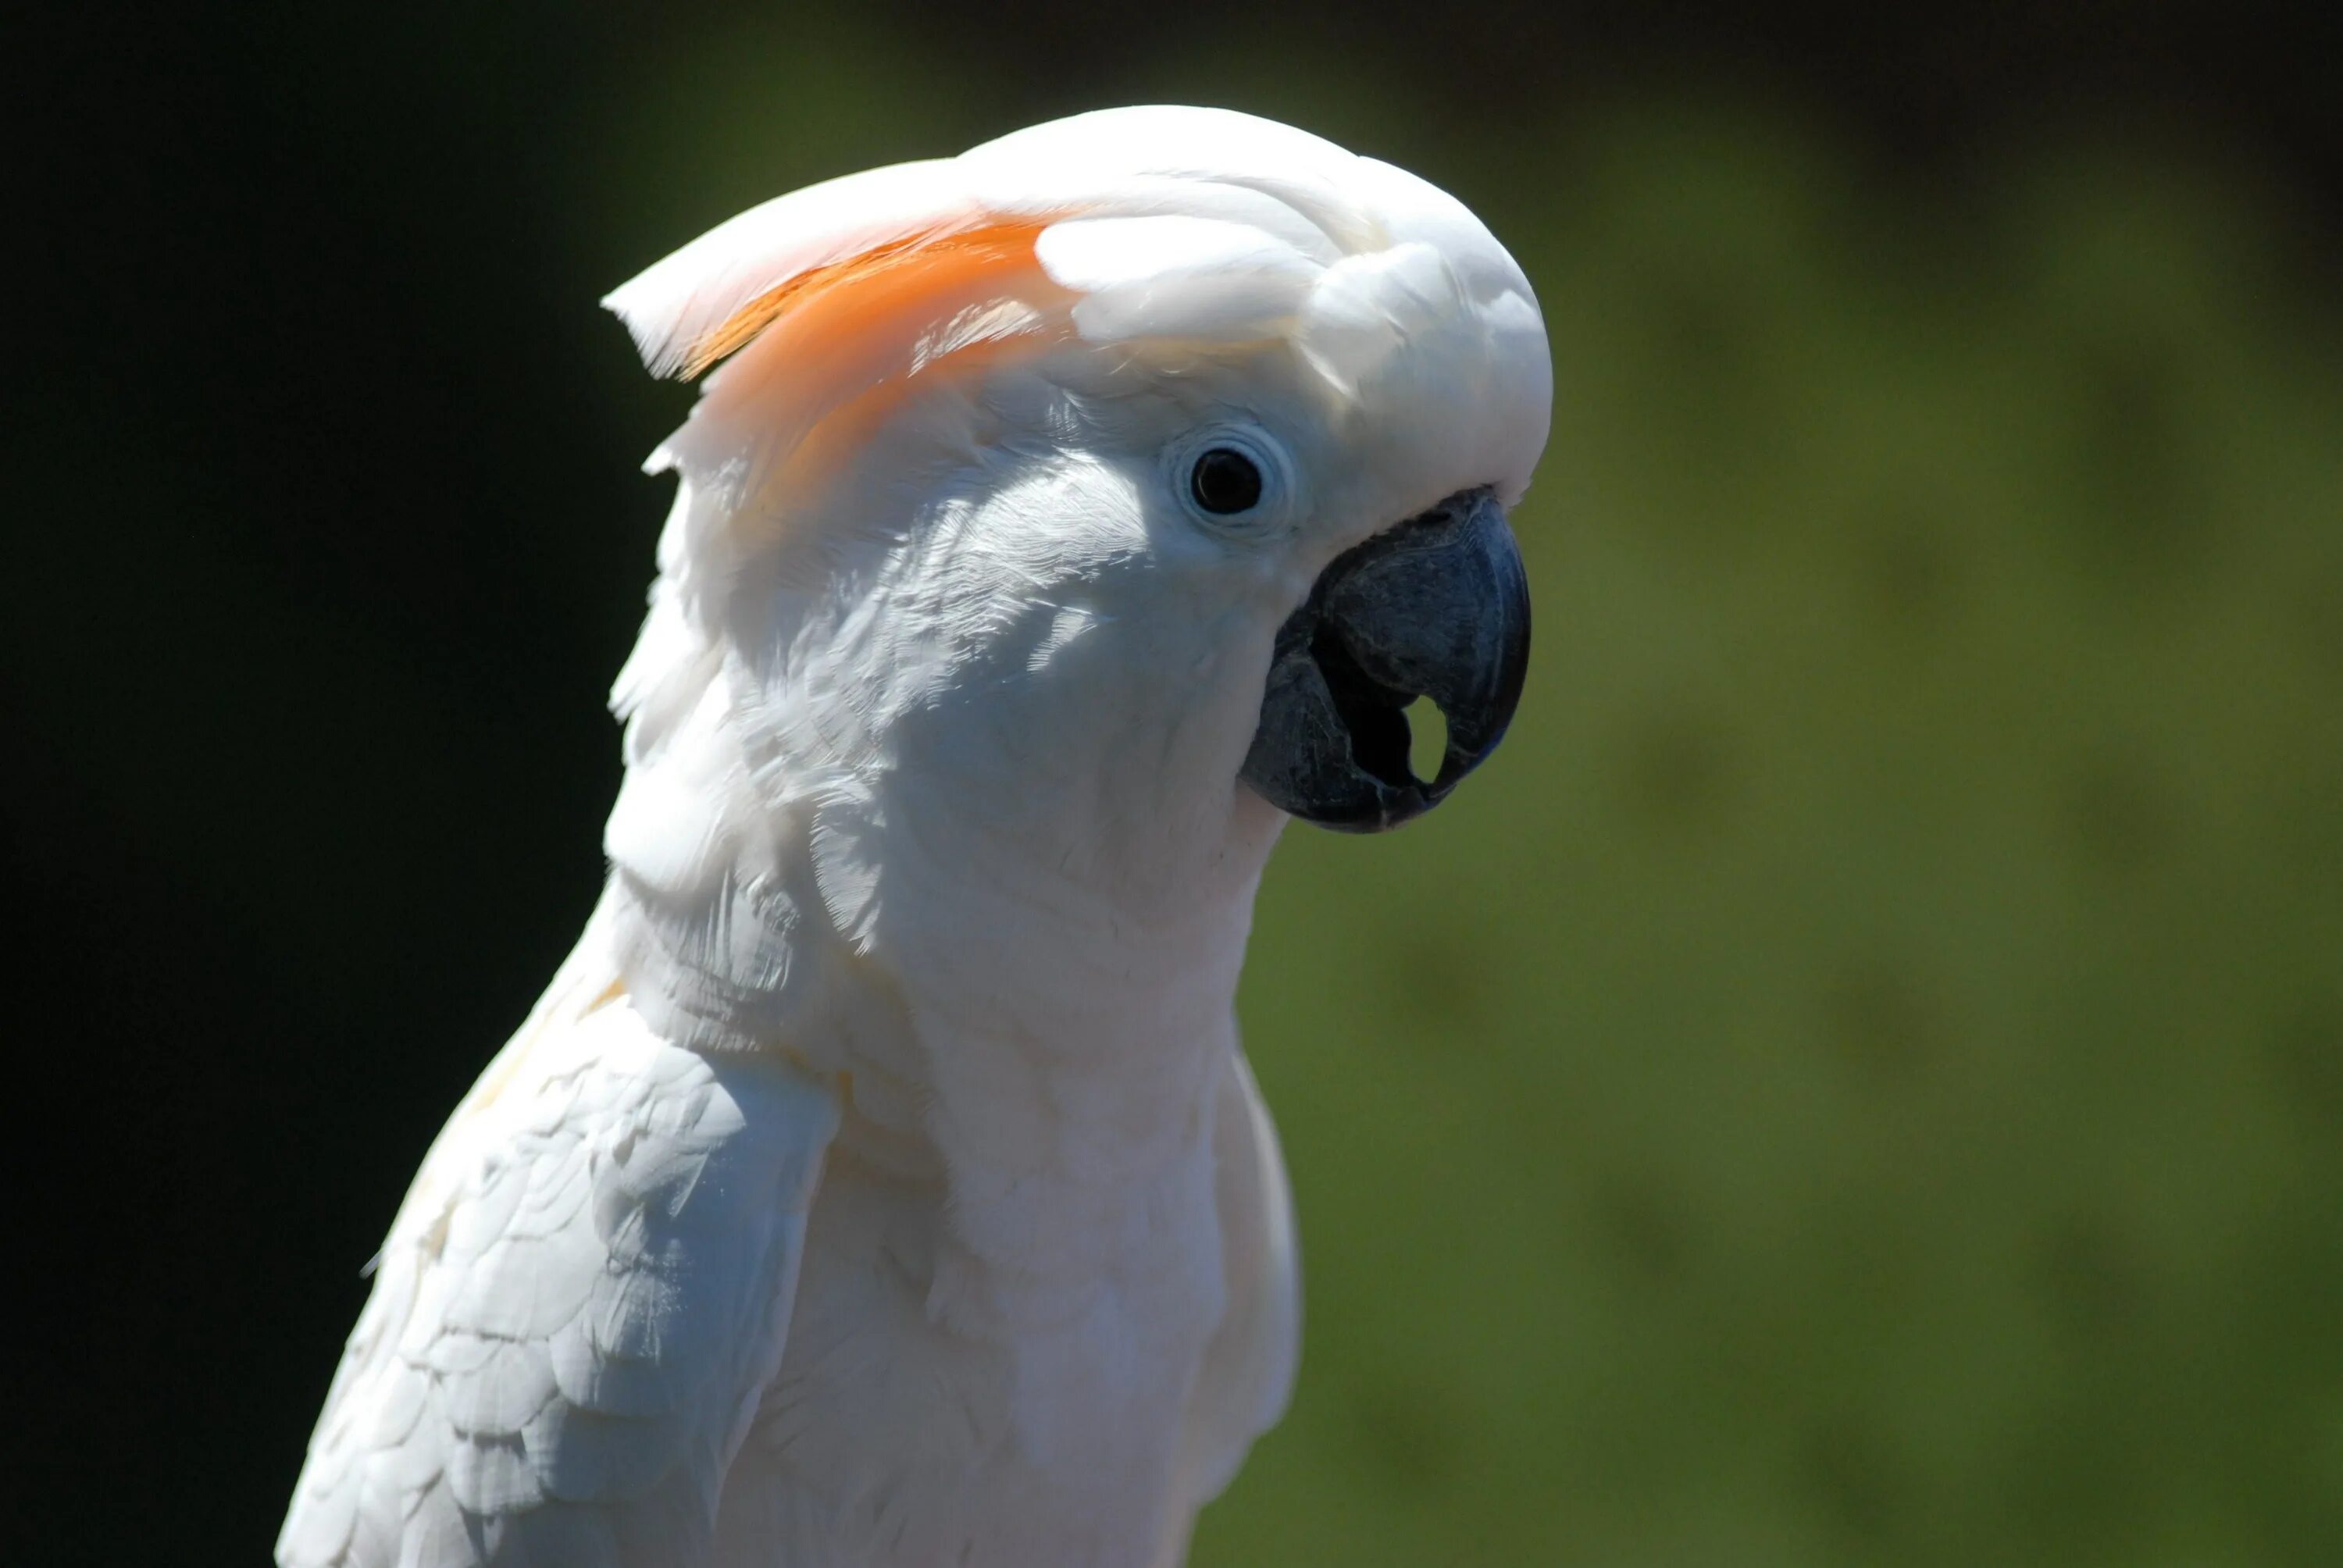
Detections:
[16, 2, 2341, 1562]
[1236, 116, 2343, 1568]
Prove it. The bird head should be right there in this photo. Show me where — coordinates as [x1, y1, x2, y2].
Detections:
[601, 106, 1550, 957]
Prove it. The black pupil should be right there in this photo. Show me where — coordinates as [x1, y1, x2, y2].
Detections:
[1189, 447, 1264, 515]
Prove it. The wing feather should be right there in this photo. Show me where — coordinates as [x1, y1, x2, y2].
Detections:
[279, 915, 839, 1568]
[1175, 1046, 1302, 1506]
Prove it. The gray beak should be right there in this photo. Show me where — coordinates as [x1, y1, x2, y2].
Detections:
[1239, 487, 1532, 832]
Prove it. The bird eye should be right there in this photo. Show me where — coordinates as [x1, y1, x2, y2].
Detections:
[1167, 425, 1295, 540]
[1189, 447, 1264, 515]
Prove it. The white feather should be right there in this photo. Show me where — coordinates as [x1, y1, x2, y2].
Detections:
[601, 159, 977, 379]
[279, 903, 839, 1568]
[1038, 215, 1320, 343]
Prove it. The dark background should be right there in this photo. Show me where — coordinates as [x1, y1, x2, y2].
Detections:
[13, 3, 2342, 1562]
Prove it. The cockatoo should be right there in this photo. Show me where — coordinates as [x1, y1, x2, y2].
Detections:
[278, 105, 1548, 1568]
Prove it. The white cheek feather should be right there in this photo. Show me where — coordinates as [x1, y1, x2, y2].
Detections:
[1026, 602, 1107, 675]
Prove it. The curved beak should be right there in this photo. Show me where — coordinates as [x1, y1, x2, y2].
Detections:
[1239, 488, 1532, 832]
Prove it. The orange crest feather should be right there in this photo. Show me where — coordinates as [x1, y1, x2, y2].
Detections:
[683, 220, 1065, 380]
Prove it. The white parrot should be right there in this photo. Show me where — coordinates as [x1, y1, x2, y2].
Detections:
[278, 105, 1550, 1568]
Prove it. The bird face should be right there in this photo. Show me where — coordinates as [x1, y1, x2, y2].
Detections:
[604, 107, 1551, 884]
[864, 333, 1535, 840]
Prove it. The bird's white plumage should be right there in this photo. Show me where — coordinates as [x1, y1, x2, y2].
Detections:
[283, 105, 1547, 1567]
[280, 900, 839, 1567]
